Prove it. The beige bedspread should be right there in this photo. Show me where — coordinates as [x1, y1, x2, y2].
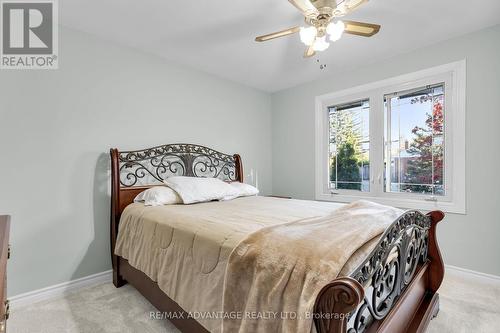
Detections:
[114, 196, 401, 333]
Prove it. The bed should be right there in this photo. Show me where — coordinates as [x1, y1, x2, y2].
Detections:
[110, 143, 445, 333]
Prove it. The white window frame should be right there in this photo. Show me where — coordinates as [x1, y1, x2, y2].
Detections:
[315, 60, 466, 214]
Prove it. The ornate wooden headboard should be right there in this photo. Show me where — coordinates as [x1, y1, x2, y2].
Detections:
[109, 143, 243, 283]
[110, 143, 243, 213]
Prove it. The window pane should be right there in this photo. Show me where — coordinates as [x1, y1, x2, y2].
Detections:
[328, 99, 370, 192]
[384, 84, 445, 195]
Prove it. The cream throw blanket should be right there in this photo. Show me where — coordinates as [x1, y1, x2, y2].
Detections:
[222, 200, 402, 333]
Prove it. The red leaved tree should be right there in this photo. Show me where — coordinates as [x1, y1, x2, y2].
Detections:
[404, 98, 444, 194]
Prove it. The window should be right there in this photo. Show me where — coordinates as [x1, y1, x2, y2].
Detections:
[315, 61, 466, 213]
[384, 84, 445, 196]
[329, 99, 370, 192]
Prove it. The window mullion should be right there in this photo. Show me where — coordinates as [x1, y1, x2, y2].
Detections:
[369, 92, 384, 197]
[384, 98, 392, 194]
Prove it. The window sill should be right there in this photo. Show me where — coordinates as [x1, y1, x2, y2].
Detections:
[315, 192, 465, 214]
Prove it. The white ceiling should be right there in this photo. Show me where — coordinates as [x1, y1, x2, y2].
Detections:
[61, 0, 500, 92]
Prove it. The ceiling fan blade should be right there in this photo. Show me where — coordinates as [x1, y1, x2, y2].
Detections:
[304, 45, 316, 58]
[333, 0, 369, 17]
[288, 0, 319, 16]
[343, 21, 380, 37]
[255, 26, 300, 42]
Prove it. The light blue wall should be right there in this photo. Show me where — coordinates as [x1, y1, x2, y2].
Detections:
[0, 28, 273, 296]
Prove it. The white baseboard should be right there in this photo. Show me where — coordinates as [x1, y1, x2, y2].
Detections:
[7, 265, 500, 310]
[445, 264, 500, 282]
[9, 270, 112, 310]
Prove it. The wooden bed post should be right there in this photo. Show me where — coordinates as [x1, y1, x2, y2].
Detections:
[314, 277, 364, 333]
[424, 210, 445, 321]
[426, 210, 445, 293]
[110, 148, 126, 287]
[233, 154, 243, 183]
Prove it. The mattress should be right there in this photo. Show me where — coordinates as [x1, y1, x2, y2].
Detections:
[114, 196, 383, 332]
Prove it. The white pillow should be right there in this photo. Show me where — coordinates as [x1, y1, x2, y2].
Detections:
[222, 182, 259, 200]
[134, 186, 182, 206]
[163, 176, 238, 204]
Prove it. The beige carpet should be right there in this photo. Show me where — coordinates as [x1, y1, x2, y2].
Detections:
[9, 268, 500, 333]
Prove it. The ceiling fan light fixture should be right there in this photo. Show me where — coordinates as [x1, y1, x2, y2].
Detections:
[312, 36, 330, 51]
[299, 26, 318, 46]
[254, 0, 379, 57]
[326, 20, 345, 41]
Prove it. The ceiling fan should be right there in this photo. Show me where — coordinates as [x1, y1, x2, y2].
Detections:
[255, 0, 380, 58]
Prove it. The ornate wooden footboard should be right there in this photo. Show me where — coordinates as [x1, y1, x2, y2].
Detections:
[110, 143, 445, 333]
[314, 210, 444, 333]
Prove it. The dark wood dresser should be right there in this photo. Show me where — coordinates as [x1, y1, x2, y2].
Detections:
[0, 216, 10, 332]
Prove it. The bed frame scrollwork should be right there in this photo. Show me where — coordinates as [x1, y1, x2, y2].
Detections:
[117, 143, 242, 187]
[314, 210, 444, 333]
[348, 211, 431, 332]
